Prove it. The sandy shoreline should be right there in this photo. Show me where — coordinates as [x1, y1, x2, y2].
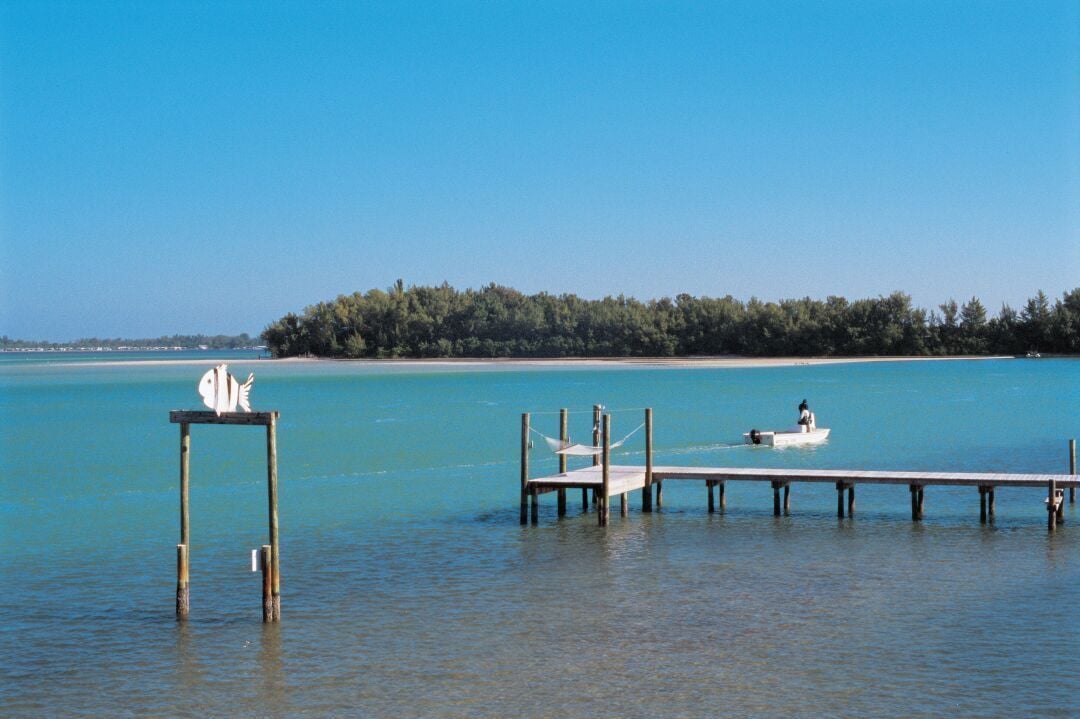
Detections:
[38, 354, 1020, 369]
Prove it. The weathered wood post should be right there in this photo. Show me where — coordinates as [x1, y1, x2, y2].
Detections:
[643, 408, 653, 512]
[260, 544, 273, 623]
[600, 414, 611, 526]
[988, 487, 995, 518]
[979, 486, 987, 523]
[557, 409, 568, 517]
[783, 483, 791, 515]
[1048, 476, 1058, 531]
[176, 543, 189, 619]
[718, 481, 725, 512]
[847, 485, 855, 517]
[177, 422, 191, 619]
[707, 480, 715, 513]
[837, 481, 845, 518]
[520, 413, 529, 525]
[266, 412, 281, 620]
[917, 486, 925, 520]
[1070, 439, 1076, 504]
[910, 484, 924, 521]
[772, 481, 782, 516]
[591, 404, 602, 507]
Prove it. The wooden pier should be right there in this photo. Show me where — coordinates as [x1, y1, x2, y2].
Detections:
[520, 411, 1077, 529]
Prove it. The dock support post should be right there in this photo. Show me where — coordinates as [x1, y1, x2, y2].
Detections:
[266, 413, 281, 621]
[910, 485, 924, 521]
[783, 483, 791, 515]
[707, 480, 715, 513]
[988, 487, 995, 518]
[177, 422, 191, 619]
[600, 414, 610, 526]
[836, 481, 845, 519]
[591, 405, 602, 507]
[520, 413, 529, 525]
[557, 409, 567, 517]
[643, 408, 653, 512]
[176, 543, 189, 619]
[979, 486, 987, 523]
[772, 482, 781, 517]
[718, 481, 725, 512]
[1070, 439, 1076, 504]
[261, 545, 273, 623]
[847, 485, 855, 517]
[1049, 477, 1058, 531]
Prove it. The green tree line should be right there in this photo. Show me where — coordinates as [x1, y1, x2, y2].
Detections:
[262, 282, 1080, 359]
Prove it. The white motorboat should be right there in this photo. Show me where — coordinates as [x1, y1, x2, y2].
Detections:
[743, 426, 830, 447]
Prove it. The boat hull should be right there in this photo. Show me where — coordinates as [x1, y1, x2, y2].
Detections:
[743, 428, 830, 447]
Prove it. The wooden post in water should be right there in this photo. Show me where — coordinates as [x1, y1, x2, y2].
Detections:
[1048, 476, 1058, 531]
[718, 481, 725, 512]
[910, 485, 924, 521]
[520, 413, 529, 525]
[837, 481, 846, 519]
[176, 543, 189, 618]
[772, 481, 781, 517]
[783, 483, 791, 515]
[979, 486, 987, 524]
[847, 485, 855, 517]
[591, 404, 602, 507]
[260, 544, 273, 623]
[707, 480, 715, 513]
[988, 487, 995, 518]
[557, 409, 567, 517]
[266, 413, 281, 621]
[642, 408, 653, 512]
[1070, 439, 1076, 504]
[600, 414, 611, 526]
[177, 422, 191, 619]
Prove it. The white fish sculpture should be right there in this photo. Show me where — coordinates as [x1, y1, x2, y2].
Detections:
[198, 364, 254, 415]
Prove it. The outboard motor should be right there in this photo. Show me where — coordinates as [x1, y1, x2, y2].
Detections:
[749, 428, 762, 445]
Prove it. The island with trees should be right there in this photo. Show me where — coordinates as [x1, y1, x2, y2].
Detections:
[260, 282, 1080, 359]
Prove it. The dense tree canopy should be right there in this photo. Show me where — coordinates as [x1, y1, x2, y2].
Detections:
[262, 283, 1080, 359]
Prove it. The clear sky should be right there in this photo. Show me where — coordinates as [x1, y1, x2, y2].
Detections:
[1, 1, 1077, 340]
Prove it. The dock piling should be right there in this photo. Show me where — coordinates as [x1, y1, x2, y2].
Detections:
[1070, 439, 1076, 504]
[600, 414, 611, 526]
[176, 543, 189, 618]
[177, 422, 191, 619]
[979, 486, 988, 523]
[707, 480, 715, 513]
[520, 413, 529, 525]
[783, 483, 791, 515]
[592, 405, 602, 507]
[837, 481, 845, 518]
[643, 408, 653, 512]
[557, 409, 567, 517]
[260, 545, 273, 623]
[266, 413, 281, 620]
[847, 485, 855, 516]
[772, 481, 781, 516]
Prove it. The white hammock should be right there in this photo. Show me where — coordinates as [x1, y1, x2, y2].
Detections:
[533, 423, 645, 456]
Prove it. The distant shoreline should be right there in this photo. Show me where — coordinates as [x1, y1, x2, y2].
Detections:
[36, 354, 1026, 369]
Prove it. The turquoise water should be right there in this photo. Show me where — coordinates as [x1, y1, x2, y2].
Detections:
[1, 357, 1077, 717]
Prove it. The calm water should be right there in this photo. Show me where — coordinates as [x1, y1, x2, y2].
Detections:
[1, 357, 1077, 718]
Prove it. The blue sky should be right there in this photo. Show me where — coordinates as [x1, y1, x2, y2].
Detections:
[1, 1, 1077, 340]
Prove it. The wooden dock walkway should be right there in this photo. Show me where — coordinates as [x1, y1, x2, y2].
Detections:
[520, 409, 1078, 529]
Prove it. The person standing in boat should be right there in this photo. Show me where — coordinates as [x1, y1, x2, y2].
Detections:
[797, 399, 812, 432]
